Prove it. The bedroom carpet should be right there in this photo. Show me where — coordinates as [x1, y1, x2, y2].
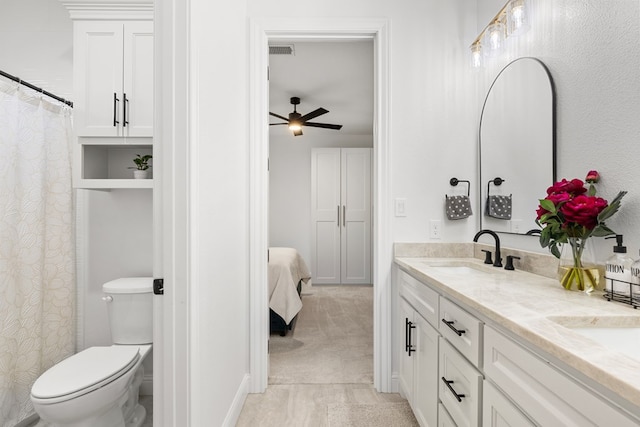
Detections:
[236, 284, 419, 426]
[269, 284, 373, 384]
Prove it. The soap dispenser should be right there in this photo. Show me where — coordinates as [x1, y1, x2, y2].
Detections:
[604, 234, 633, 295]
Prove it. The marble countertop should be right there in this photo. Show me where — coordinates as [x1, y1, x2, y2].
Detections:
[395, 254, 640, 411]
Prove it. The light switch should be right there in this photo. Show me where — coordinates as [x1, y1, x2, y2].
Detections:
[395, 198, 407, 217]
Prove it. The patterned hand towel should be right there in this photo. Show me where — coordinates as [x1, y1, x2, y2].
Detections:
[445, 195, 473, 220]
[486, 194, 512, 220]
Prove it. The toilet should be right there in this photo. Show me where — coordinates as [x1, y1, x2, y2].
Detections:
[31, 277, 153, 427]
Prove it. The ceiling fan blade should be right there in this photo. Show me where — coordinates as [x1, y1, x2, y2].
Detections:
[299, 107, 329, 123]
[269, 123, 289, 126]
[293, 129, 303, 136]
[269, 112, 290, 122]
[303, 122, 343, 130]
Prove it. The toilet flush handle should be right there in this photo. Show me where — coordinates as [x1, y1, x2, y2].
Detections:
[101, 295, 113, 303]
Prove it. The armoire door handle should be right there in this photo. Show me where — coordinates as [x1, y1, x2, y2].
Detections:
[337, 205, 340, 227]
[123, 93, 129, 127]
[113, 92, 120, 126]
[343, 205, 346, 227]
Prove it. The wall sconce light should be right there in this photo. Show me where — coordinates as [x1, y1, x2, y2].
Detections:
[469, 0, 530, 67]
[507, 0, 529, 36]
[470, 42, 483, 68]
[483, 20, 505, 57]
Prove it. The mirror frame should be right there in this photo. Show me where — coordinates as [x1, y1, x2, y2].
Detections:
[478, 57, 557, 235]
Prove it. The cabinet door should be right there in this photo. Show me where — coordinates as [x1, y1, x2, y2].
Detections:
[398, 298, 415, 402]
[74, 21, 124, 137]
[311, 148, 341, 284]
[122, 21, 154, 137]
[438, 403, 456, 427]
[483, 380, 534, 427]
[414, 314, 439, 427]
[340, 148, 371, 284]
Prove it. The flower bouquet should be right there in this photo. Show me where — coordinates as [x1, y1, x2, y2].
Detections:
[535, 171, 626, 292]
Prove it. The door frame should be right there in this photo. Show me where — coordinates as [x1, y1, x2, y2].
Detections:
[248, 17, 392, 393]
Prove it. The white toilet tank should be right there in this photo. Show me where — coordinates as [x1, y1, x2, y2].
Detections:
[103, 277, 153, 344]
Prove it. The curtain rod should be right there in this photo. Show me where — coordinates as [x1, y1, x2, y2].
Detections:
[0, 69, 73, 108]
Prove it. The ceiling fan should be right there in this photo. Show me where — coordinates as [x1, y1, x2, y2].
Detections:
[270, 97, 343, 136]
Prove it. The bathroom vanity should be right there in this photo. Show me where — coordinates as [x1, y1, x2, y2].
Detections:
[394, 243, 640, 426]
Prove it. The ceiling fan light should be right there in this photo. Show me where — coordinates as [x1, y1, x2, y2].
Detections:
[289, 122, 302, 132]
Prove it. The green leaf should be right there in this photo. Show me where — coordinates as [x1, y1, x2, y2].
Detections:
[598, 191, 627, 222]
[539, 199, 556, 213]
[550, 243, 561, 258]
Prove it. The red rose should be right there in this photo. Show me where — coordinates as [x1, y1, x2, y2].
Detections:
[536, 192, 572, 219]
[585, 170, 600, 183]
[559, 195, 608, 229]
[546, 178, 587, 196]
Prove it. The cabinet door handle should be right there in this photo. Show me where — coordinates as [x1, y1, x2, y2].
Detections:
[337, 205, 340, 227]
[343, 205, 346, 227]
[113, 92, 120, 126]
[407, 320, 416, 356]
[405, 317, 409, 353]
[123, 93, 129, 127]
[441, 377, 466, 402]
[441, 318, 466, 336]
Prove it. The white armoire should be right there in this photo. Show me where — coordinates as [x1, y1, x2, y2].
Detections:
[311, 148, 372, 284]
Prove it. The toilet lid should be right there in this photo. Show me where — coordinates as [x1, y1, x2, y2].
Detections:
[31, 346, 140, 400]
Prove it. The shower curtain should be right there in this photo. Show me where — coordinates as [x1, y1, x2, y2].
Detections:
[0, 80, 75, 426]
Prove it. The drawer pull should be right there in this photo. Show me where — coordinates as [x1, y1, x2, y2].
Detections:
[442, 318, 466, 336]
[441, 377, 466, 402]
[408, 321, 416, 356]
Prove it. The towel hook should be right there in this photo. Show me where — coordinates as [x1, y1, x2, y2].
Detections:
[450, 177, 470, 196]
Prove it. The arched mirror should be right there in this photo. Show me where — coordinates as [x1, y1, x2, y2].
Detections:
[479, 57, 556, 235]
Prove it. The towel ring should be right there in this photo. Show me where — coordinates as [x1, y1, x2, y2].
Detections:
[450, 177, 470, 197]
[487, 177, 504, 194]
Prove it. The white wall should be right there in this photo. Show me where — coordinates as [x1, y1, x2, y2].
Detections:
[475, 0, 640, 260]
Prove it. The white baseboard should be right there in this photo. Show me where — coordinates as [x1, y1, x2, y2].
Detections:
[222, 374, 250, 427]
[391, 371, 399, 394]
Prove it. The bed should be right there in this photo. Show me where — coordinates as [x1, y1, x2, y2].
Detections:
[268, 247, 312, 336]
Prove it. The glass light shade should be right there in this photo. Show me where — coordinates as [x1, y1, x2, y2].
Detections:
[470, 43, 483, 68]
[288, 122, 302, 132]
[483, 21, 505, 57]
[507, 0, 530, 36]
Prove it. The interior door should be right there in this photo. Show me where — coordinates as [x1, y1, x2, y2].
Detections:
[311, 148, 341, 284]
[341, 148, 371, 284]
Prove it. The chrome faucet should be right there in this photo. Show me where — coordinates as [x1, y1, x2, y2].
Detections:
[473, 229, 502, 267]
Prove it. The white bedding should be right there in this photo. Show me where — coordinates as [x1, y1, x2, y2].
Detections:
[268, 247, 311, 324]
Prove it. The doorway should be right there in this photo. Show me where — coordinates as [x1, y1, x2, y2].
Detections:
[248, 18, 393, 394]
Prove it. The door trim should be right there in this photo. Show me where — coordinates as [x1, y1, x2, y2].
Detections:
[248, 17, 392, 393]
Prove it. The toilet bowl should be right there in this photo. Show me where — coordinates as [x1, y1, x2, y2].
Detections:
[31, 278, 153, 427]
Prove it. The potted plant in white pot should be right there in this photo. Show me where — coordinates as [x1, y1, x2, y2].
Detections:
[129, 154, 152, 179]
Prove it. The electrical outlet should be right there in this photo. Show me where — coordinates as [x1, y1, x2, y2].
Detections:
[429, 220, 442, 239]
[395, 198, 407, 217]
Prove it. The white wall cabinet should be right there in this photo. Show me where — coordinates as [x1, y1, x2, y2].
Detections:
[74, 20, 154, 138]
[70, 18, 154, 189]
[311, 148, 371, 284]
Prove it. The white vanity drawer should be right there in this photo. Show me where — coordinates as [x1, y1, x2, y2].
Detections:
[399, 270, 439, 329]
[484, 325, 639, 427]
[439, 297, 483, 367]
[439, 337, 482, 427]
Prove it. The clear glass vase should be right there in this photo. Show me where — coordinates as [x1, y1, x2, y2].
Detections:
[557, 238, 602, 293]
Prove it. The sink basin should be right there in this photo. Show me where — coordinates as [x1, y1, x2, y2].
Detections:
[419, 260, 498, 275]
[569, 327, 640, 362]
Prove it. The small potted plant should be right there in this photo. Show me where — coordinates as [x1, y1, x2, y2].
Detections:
[129, 154, 152, 179]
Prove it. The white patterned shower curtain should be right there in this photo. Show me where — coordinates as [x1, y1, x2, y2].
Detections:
[0, 80, 75, 426]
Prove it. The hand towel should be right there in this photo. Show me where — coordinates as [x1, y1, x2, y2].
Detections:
[445, 195, 473, 220]
[486, 194, 512, 220]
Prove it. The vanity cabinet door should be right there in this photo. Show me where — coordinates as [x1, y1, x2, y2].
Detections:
[439, 338, 482, 427]
[483, 380, 534, 427]
[439, 297, 482, 367]
[399, 298, 415, 402]
[414, 313, 439, 427]
[484, 325, 639, 427]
